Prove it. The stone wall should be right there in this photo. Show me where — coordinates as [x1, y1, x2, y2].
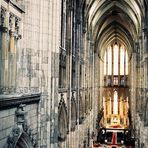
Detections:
[1, 0, 61, 147]
[0, 103, 38, 148]
[135, 114, 148, 147]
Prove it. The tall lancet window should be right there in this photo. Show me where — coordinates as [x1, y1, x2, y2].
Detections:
[120, 47, 125, 75]
[104, 52, 106, 75]
[104, 46, 112, 76]
[125, 50, 128, 75]
[108, 47, 112, 75]
[114, 44, 118, 75]
[103, 43, 128, 86]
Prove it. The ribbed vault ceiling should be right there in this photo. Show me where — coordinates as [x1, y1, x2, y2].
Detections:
[86, 0, 146, 57]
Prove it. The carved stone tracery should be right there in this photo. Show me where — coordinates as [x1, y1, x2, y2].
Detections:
[58, 94, 68, 142]
[5, 104, 37, 148]
[0, 7, 8, 32]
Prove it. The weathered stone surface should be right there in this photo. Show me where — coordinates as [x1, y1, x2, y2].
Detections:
[0, 102, 39, 147]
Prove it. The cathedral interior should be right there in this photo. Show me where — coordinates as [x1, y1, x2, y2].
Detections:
[0, 0, 148, 148]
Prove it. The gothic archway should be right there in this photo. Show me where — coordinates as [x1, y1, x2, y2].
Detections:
[15, 132, 33, 148]
[58, 98, 68, 142]
[79, 93, 84, 124]
[71, 97, 77, 131]
[5, 127, 36, 148]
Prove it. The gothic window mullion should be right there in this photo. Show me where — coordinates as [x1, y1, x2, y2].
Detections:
[106, 50, 108, 86]
[112, 45, 114, 86]
[124, 49, 126, 87]
[118, 45, 120, 86]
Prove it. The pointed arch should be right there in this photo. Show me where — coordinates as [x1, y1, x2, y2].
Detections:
[79, 93, 84, 124]
[15, 132, 34, 148]
[71, 95, 77, 131]
[5, 127, 35, 148]
[58, 98, 68, 141]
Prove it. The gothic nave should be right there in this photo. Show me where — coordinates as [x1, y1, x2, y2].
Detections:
[0, 0, 148, 148]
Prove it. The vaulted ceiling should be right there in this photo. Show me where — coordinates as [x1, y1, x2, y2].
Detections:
[85, 0, 147, 57]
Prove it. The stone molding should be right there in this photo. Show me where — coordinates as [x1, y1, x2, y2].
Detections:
[0, 93, 41, 110]
[4, 0, 25, 13]
[58, 88, 68, 93]
[58, 94, 68, 141]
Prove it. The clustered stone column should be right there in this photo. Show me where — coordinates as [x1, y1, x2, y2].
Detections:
[0, 8, 21, 94]
[0, 8, 8, 93]
[143, 27, 148, 125]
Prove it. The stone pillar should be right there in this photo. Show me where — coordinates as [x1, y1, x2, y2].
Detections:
[143, 27, 148, 123]
[106, 49, 108, 86]
[118, 45, 120, 86]
[65, 4, 73, 147]
[93, 52, 99, 129]
[112, 45, 114, 86]
[90, 42, 93, 111]
[130, 53, 137, 127]
[0, 8, 9, 94]
[8, 13, 17, 92]
[75, 21, 80, 124]
[35, 0, 61, 147]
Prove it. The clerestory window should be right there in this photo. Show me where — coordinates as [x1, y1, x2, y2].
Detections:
[104, 43, 128, 86]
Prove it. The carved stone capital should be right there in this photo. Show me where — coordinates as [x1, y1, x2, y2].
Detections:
[9, 14, 21, 39]
[1, 7, 6, 27]
[9, 13, 15, 31]
[15, 17, 21, 33]
[9, 30, 22, 40]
